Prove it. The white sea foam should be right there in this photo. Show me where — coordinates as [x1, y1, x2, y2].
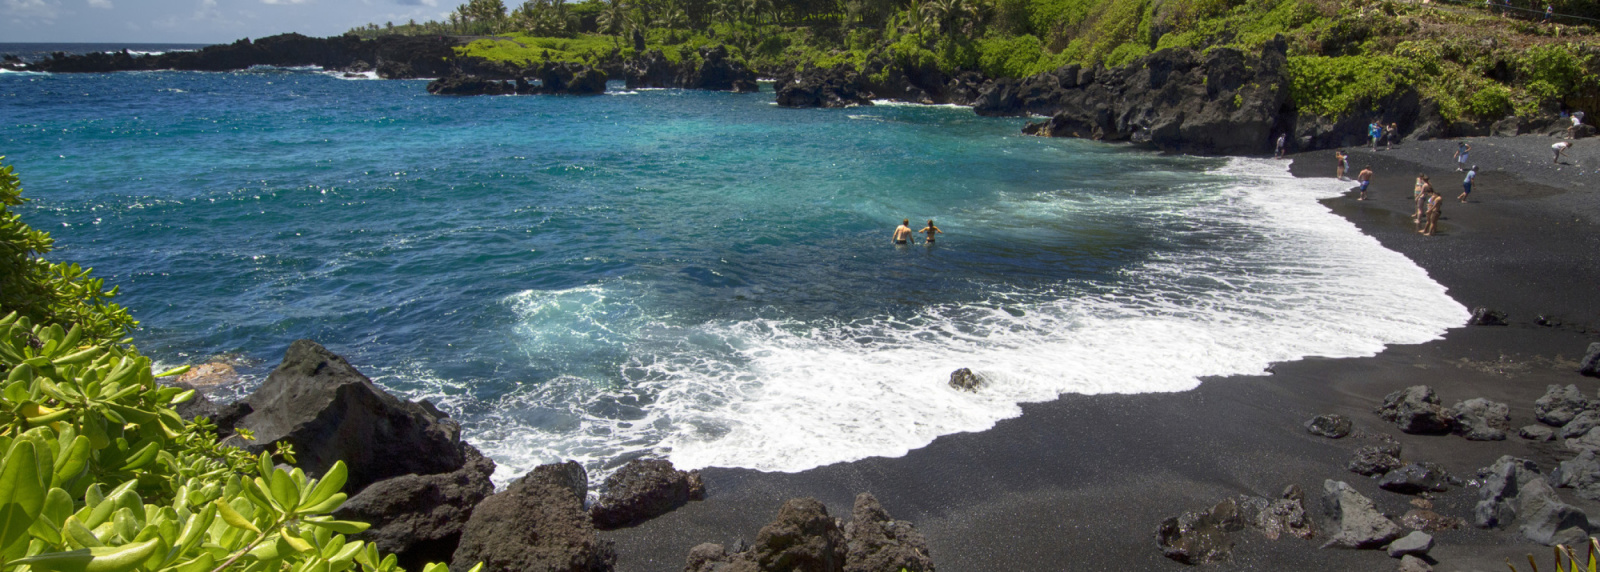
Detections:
[868, 99, 973, 110]
[431, 158, 1468, 483]
[324, 70, 379, 80]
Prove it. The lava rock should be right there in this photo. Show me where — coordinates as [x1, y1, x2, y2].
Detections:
[1536, 384, 1590, 427]
[1321, 480, 1405, 549]
[1554, 449, 1600, 501]
[1467, 306, 1508, 326]
[1516, 478, 1593, 546]
[1157, 498, 1243, 564]
[1582, 343, 1600, 378]
[1474, 455, 1543, 529]
[426, 73, 516, 96]
[1254, 486, 1315, 540]
[683, 543, 750, 572]
[751, 498, 848, 571]
[1561, 410, 1600, 439]
[1398, 554, 1434, 572]
[589, 459, 706, 530]
[1451, 398, 1510, 441]
[1386, 530, 1433, 558]
[843, 493, 934, 572]
[450, 462, 616, 572]
[1349, 443, 1403, 476]
[677, 46, 759, 92]
[1521, 425, 1557, 441]
[775, 65, 873, 108]
[1375, 386, 1456, 435]
[1305, 414, 1353, 438]
[230, 340, 466, 492]
[29, 33, 458, 78]
[334, 446, 496, 571]
[1378, 463, 1453, 495]
[948, 368, 984, 392]
[1567, 426, 1600, 454]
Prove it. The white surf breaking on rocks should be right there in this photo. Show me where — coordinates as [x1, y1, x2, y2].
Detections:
[436, 157, 1467, 484]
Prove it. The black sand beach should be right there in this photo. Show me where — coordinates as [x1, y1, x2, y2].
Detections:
[603, 135, 1600, 571]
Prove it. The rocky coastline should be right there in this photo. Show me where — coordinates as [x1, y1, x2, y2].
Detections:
[8, 32, 1592, 156]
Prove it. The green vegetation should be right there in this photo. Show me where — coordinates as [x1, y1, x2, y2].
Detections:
[0, 157, 473, 572]
[349, 0, 1598, 123]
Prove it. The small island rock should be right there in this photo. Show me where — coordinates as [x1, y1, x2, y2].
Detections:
[1305, 414, 1353, 438]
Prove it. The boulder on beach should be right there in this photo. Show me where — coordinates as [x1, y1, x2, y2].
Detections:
[1348, 443, 1403, 476]
[1374, 385, 1456, 435]
[1521, 424, 1557, 441]
[1553, 449, 1600, 501]
[1474, 455, 1548, 531]
[1235, 485, 1315, 541]
[450, 462, 616, 572]
[685, 495, 932, 572]
[230, 339, 467, 492]
[1305, 414, 1353, 439]
[176, 360, 240, 386]
[1561, 410, 1600, 439]
[1450, 398, 1509, 441]
[589, 458, 706, 530]
[1320, 480, 1404, 549]
[1536, 384, 1590, 426]
[1386, 530, 1433, 559]
[843, 493, 935, 572]
[1157, 498, 1243, 564]
[334, 446, 497, 570]
[1582, 342, 1600, 378]
[1377, 462, 1453, 495]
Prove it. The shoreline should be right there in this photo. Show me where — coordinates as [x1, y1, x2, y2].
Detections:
[600, 136, 1600, 571]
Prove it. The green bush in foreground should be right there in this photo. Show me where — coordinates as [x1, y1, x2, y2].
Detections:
[0, 159, 476, 572]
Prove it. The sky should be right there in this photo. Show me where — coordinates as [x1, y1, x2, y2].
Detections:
[0, 0, 462, 43]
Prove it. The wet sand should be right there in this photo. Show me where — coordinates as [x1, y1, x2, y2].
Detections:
[603, 135, 1600, 571]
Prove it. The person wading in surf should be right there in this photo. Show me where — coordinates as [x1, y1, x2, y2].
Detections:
[919, 219, 943, 244]
[1356, 166, 1373, 200]
[893, 219, 913, 245]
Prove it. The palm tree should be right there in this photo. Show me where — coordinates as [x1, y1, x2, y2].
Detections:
[597, 0, 631, 37]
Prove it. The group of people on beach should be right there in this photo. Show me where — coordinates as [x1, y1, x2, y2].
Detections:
[893, 219, 942, 245]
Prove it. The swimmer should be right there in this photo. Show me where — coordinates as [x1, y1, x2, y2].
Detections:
[893, 219, 913, 245]
[918, 219, 943, 244]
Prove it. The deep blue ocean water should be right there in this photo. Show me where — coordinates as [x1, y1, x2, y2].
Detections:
[0, 66, 1467, 482]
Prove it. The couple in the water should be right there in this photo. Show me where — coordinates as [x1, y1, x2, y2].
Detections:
[893, 219, 942, 245]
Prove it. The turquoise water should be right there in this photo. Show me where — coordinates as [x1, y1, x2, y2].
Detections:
[0, 68, 1467, 481]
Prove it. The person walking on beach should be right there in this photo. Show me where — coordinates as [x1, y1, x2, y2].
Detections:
[1369, 121, 1383, 150]
[1553, 141, 1571, 164]
[918, 219, 943, 244]
[1454, 142, 1471, 171]
[1386, 122, 1399, 150]
[1275, 133, 1287, 159]
[1357, 166, 1373, 200]
[1459, 165, 1476, 202]
[893, 219, 913, 245]
[1422, 186, 1443, 236]
[1335, 150, 1348, 180]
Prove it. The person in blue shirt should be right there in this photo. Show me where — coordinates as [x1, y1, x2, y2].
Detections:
[1454, 142, 1471, 171]
[1370, 121, 1383, 150]
[1459, 166, 1477, 202]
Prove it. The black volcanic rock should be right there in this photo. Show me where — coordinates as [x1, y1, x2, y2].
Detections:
[229, 339, 467, 492]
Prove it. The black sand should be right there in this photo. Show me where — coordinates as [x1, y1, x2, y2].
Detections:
[602, 135, 1600, 571]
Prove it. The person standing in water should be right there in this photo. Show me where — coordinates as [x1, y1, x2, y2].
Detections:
[1335, 150, 1348, 180]
[1356, 165, 1373, 200]
[1275, 134, 1287, 159]
[918, 219, 943, 244]
[1414, 175, 1431, 229]
[893, 219, 913, 245]
[1459, 165, 1477, 202]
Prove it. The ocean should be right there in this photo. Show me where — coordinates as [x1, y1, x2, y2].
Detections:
[0, 65, 1469, 484]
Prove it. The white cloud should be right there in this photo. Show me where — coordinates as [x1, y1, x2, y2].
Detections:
[2, 0, 61, 23]
[88, 0, 112, 9]
[260, 0, 308, 6]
